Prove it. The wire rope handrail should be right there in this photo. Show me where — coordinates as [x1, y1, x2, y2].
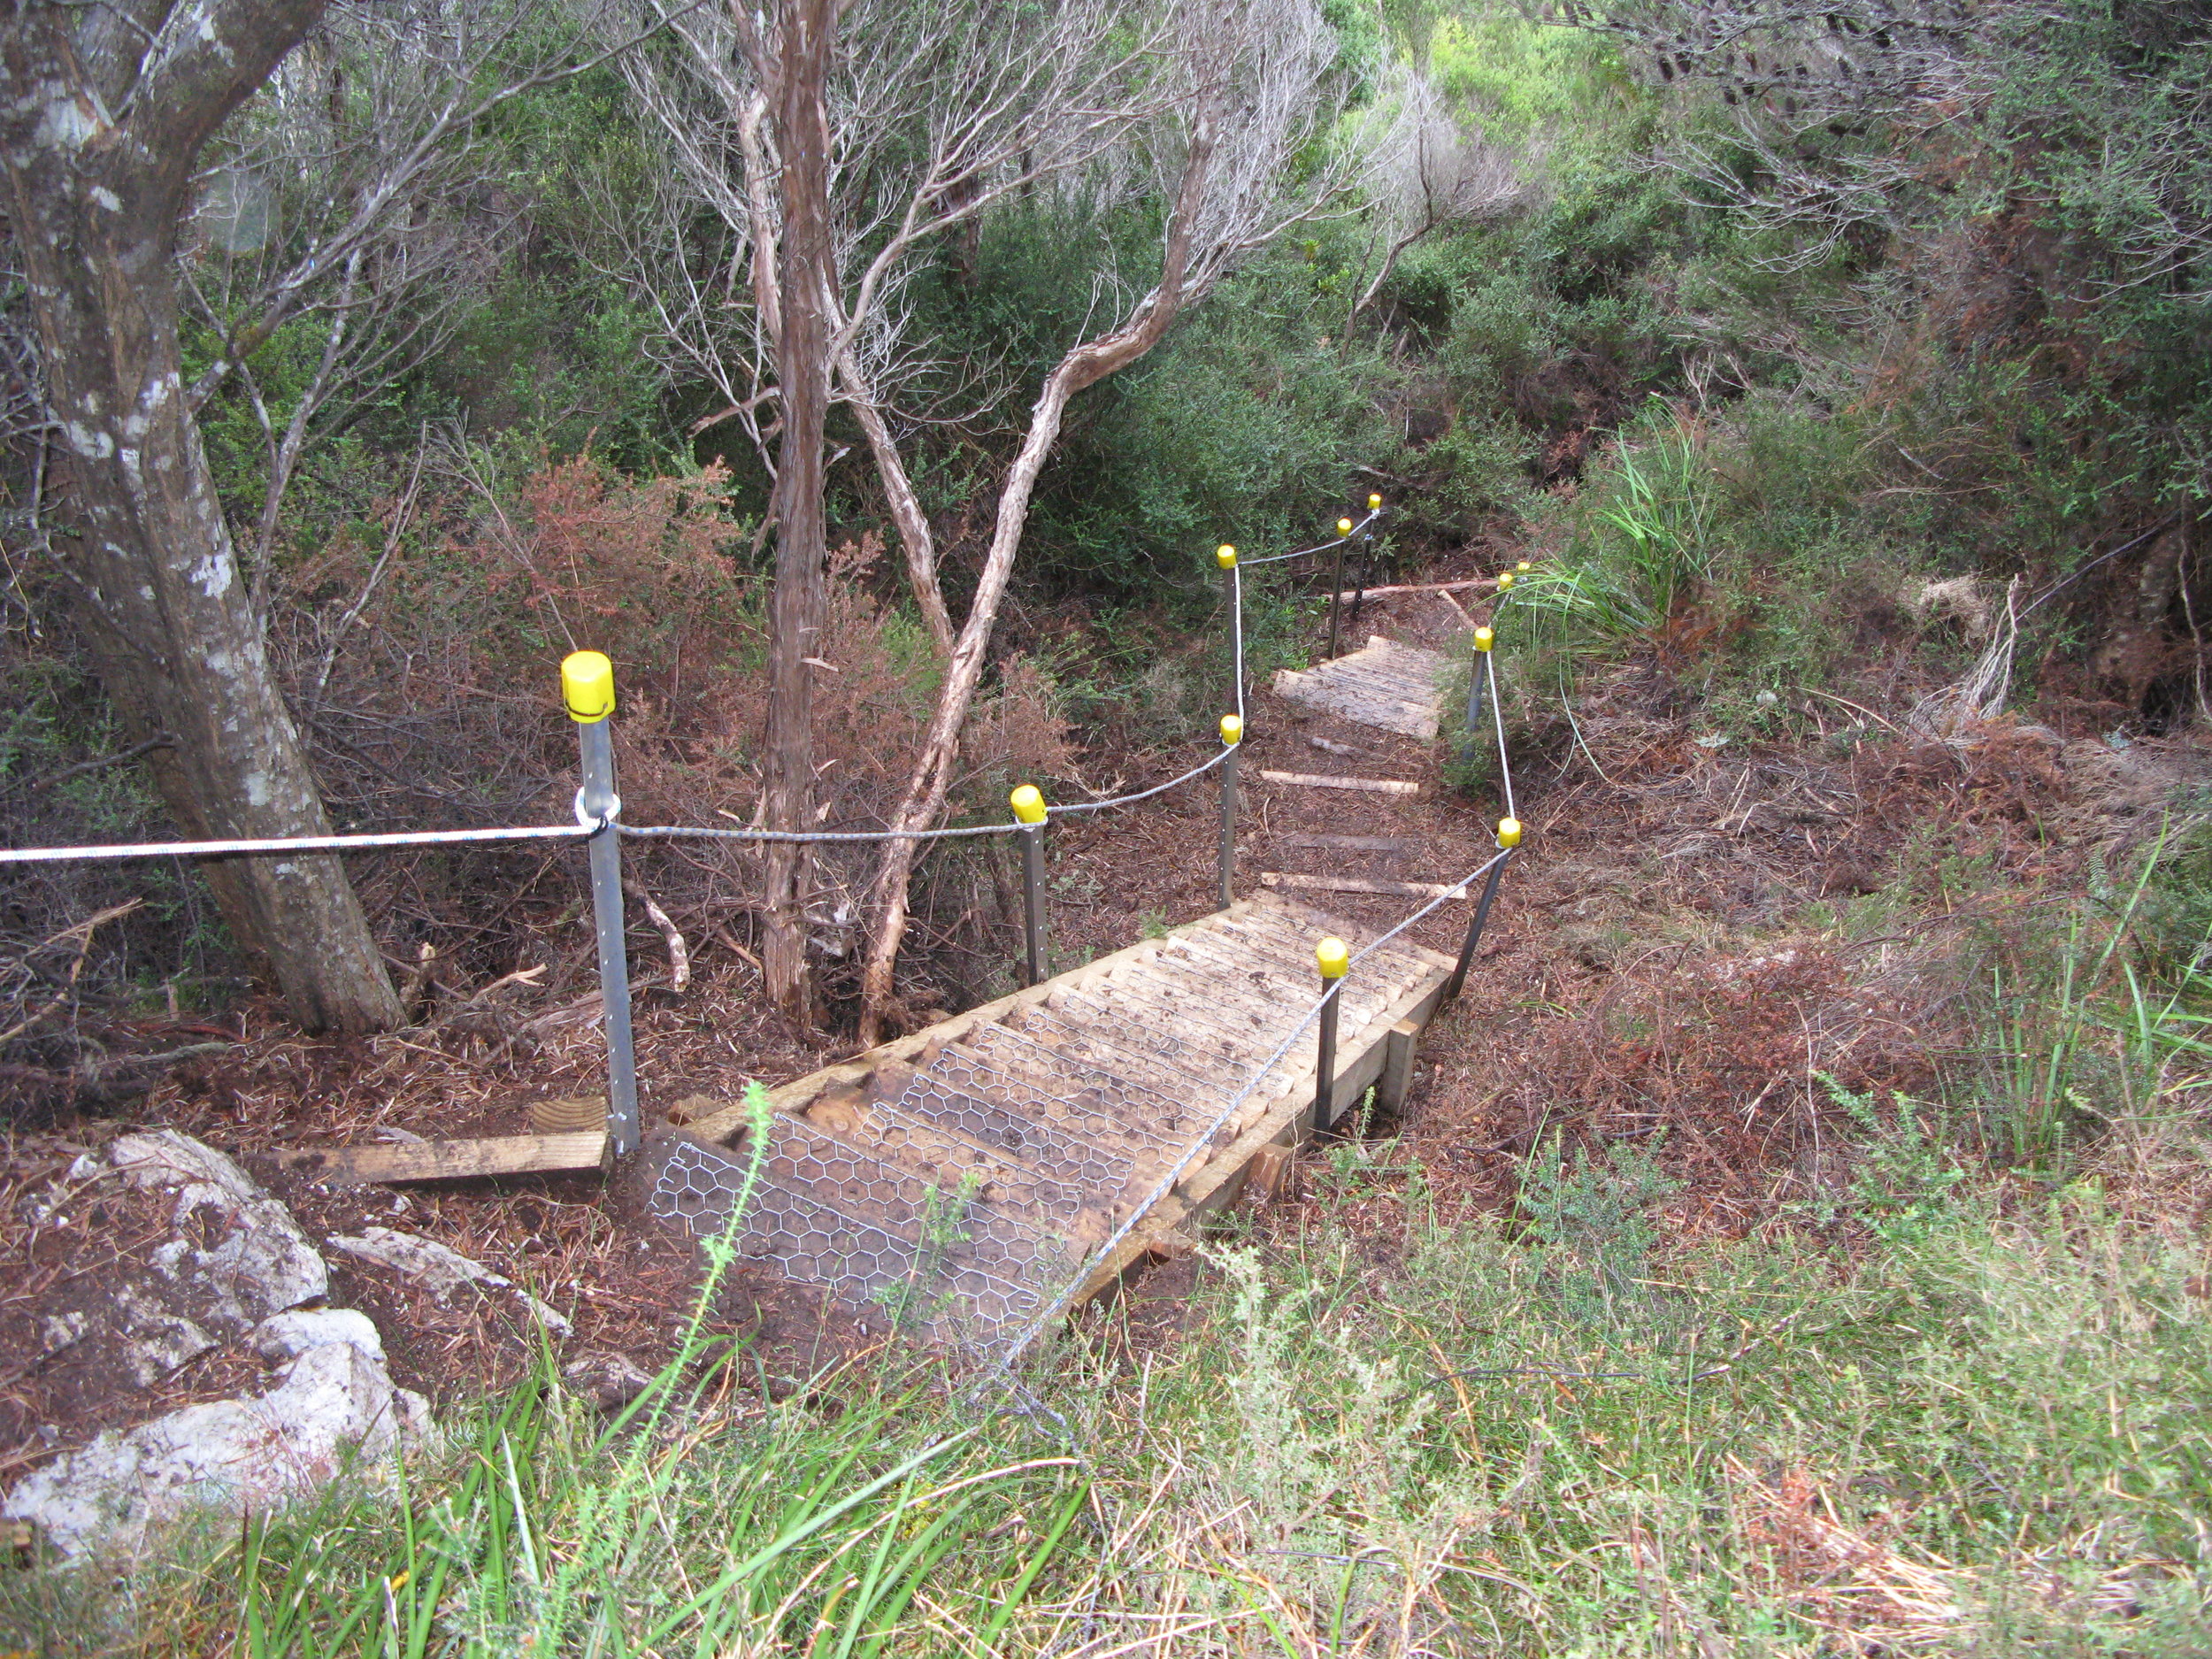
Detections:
[0, 502, 1414, 869]
[1237, 504, 1385, 566]
[994, 588, 1525, 1368]
[4, 495, 1537, 1335]
[0, 821, 594, 865]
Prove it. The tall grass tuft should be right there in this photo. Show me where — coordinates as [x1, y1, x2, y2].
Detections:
[1517, 402, 1715, 654]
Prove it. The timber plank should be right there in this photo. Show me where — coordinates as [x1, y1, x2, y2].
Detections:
[1271, 831, 1417, 851]
[280, 1133, 606, 1184]
[1257, 770, 1422, 795]
[1261, 872, 1469, 900]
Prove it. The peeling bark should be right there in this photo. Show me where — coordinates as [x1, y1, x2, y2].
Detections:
[756, 0, 836, 1022]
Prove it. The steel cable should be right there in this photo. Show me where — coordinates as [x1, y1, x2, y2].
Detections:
[1237, 507, 1382, 567]
[995, 841, 1516, 1369]
[0, 821, 593, 865]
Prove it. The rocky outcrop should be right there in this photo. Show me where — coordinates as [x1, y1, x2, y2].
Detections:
[329, 1225, 572, 1335]
[95, 1131, 330, 1379]
[4, 1133, 431, 1560]
[4, 1308, 429, 1560]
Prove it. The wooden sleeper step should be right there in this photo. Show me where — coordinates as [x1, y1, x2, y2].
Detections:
[1257, 770, 1421, 796]
[1262, 872, 1471, 901]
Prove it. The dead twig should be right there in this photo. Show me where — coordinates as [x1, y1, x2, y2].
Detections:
[626, 879, 692, 991]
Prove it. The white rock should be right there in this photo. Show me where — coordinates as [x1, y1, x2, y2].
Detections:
[109, 1128, 260, 1207]
[254, 1308, 384, 1363]
[3, 1340, 429, 1560]
[110, 1130, 326, 1331]
[328, 1225, 493, 1299]
[329, 1225, 572, 1336]
[112, 1285, 216, 1386]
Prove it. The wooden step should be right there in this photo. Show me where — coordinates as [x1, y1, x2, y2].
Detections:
[1262, 872, 1468, 900]
[1258, 770, 1421, 796]
[1271, 635, 1448, 740]
[657, 892, 1460, 1352]
[1275, 831, 1416, 853]
[279, 1132, 605, 1185]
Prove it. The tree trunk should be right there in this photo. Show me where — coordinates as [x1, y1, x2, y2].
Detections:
[856, 119, 1220, 1044]
[0, 0, 401, 1034]
[737, 100, 952, 659]
[836, 339, 956, 656]
[757, 0, 838, 1021]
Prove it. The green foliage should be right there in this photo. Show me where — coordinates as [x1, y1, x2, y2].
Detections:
[1517, 1132, 1681, 1327]
[1022, 239, 1399, 602]
[1430, 8, 1629, 143]
[1820, 1075, 1971, 1246]
[1144, 1159, 2212, 1654]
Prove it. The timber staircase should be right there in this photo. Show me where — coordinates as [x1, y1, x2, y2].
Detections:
[650, 891, 1454, 1352]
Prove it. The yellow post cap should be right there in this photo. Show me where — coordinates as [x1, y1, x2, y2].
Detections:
[1316, 936, 1350, 979]
[1220, 713, 1243, 745]
[1473, 626, 1494, 653]
[1217, 543, 1238, 569]
[561, 650, 615, 722]
[1517, 559, 1532, 572]
[1368, 493, 1383, 511]
[1010, 784, 1047, 826]
[1337, 518, 1354, 535]
[1497, 571, 1516, 590]
[1497, 817, 1523, 849]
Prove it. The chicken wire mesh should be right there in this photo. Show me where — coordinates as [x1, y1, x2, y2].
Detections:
[644, 907, 1455, 1356]
[645, 1033, 1189, 1348]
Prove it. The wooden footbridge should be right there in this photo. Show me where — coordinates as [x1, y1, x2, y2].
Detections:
[651, 891, 1456, 1352]
[640, 620, 1492, 1361]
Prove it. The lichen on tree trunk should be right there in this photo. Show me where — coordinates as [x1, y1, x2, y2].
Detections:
[1, 0, 400, 1033]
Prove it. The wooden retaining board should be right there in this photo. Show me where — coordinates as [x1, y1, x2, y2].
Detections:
[278, 1132, 608, 1184]
[679, 893, 1454, 1346]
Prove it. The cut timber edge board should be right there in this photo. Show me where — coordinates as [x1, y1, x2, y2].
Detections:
[1261, 872, 1467, 900]
[1274, 831, 1416, 852]
[278, 1132, 608, 1185]
[1258, 770, 1421, 796]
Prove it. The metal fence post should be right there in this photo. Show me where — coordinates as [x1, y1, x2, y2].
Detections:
[1326, 516, 1352, 659]
[1313, 935, 1348, 1135]
[1217, 543, 1240, 715]
[1349, 494, 1381, 634]
[1217, 714, 1241, 910]
[1443, 818, 1522, 1002]
[564, 650, 641, 1160]
[1011, 784, 1049, 986]
[1464, 625, 1494, 761]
